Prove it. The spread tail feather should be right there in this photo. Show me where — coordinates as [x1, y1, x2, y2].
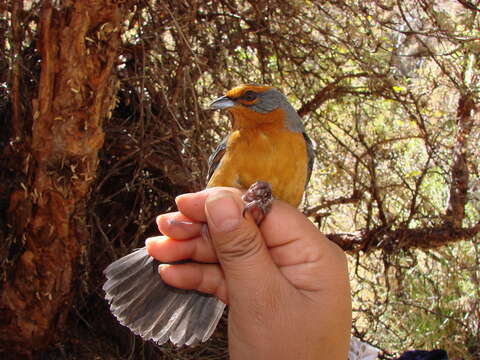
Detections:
[103, 247, 226, 346]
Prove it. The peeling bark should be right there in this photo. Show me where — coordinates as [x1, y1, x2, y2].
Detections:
[0, 0, 130, 355]
[10, 0, 23, 141]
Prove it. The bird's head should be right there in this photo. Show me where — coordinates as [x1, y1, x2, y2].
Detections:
[210, 84, 304, 131]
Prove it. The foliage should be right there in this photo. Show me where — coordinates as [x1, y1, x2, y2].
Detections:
[351, 241, 479, 359]
[1, 0, 479, 358]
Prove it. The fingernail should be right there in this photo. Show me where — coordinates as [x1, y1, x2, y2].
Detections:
[158, 264, 170, 275]
[145, 237, 154, 254]
[145, 236, 168, 255]
[145, 237, 153, 247]
[167, 218, 194, 226]
[175, 193, 194, 205]
[205, 192, 241, 232]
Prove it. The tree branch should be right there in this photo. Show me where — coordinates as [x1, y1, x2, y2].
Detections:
[305, 189, 362, 217]
[444, 93, 479, 228]
[327, 220, 480, 253]
[298, 73, 370, 116]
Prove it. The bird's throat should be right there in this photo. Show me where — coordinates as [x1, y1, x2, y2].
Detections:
[229, 107, 286, 130]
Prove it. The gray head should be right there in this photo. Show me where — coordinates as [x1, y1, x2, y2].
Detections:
[210, 84, 305, 132]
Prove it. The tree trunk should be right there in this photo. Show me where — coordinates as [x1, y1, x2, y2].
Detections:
[0, 1, 129, 355]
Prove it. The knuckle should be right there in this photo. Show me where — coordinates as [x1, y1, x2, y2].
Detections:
[216, 226, 262, 262]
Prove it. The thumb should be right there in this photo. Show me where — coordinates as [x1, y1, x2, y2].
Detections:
[204, 190, 278, 291]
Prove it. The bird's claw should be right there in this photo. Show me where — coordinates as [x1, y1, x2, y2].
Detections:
[241, 181, 273, 225]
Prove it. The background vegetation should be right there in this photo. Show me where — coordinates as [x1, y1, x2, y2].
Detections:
[0, 0, 479, 359]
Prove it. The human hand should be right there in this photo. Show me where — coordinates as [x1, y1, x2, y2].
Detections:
[146, 188, 351, 360]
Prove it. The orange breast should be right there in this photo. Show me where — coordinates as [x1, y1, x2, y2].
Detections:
[207, 124, 308, 207]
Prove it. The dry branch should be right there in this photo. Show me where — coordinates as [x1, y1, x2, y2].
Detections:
[328, 220, 480, 253]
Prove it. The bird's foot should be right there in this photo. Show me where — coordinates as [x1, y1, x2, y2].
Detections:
[241, 181, 273, 225]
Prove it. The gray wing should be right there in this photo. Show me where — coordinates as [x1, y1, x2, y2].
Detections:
[303, 132, 315, 188]
[103, 247, 225, 346]
[206, 136, 228, 183]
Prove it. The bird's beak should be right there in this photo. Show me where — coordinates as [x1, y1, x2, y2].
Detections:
[210, 95, 235, 110]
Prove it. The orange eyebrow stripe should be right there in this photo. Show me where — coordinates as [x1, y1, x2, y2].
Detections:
[226, 84, 273, 99]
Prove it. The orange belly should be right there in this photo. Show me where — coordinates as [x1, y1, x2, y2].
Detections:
[207, 126, 308, 207]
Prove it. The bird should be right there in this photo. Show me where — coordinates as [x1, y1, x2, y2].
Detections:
[103, 84, 314, 347]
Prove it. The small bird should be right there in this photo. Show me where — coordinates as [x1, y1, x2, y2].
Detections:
[103, 84, 314, 346]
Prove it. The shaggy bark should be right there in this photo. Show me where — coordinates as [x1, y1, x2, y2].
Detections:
[0, 0, 129, 355]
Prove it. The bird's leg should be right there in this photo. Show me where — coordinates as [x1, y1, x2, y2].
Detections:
[241, 181, 274, 225]
[201, 181, 273, 244]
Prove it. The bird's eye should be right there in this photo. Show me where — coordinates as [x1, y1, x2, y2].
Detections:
[242, 91, 257, 101]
